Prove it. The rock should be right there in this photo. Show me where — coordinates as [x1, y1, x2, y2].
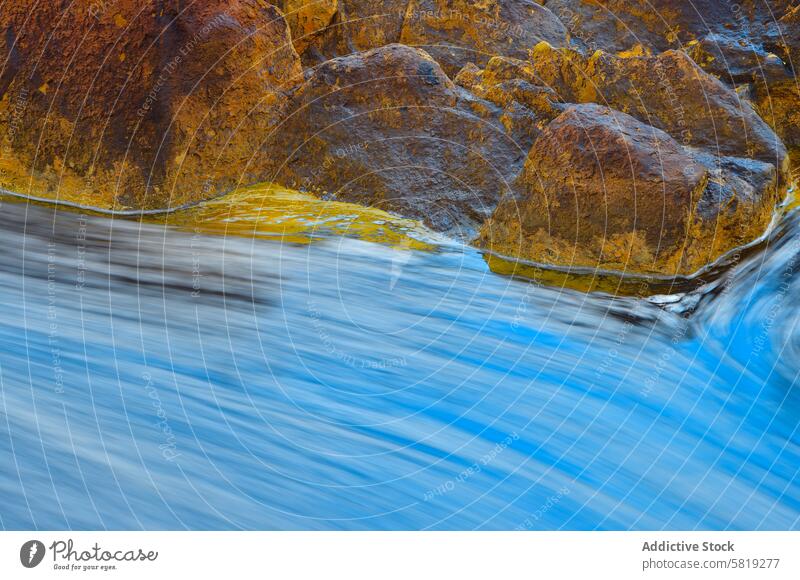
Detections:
[542, 0, 788, 54]
[262, 44, 533, 235]
[344, 0, 409, 52]
[477, 104, 780, 274]
[755, 4, 800, 157]
[283, 0, 410, 64]
[687, 34, 788, 84]
[399, 0, 569, 77]
[454, 57, 562, 145]
[0, 0, 302, 209]
[752, 77, 800, 161]
[522, 44, 789, 169]
[294, 0, 571, 74]
[0, 0, 793, 279]
[278, 0, 339, 54]
[761, 3, 800, 67]
[684, 32, 800, 161]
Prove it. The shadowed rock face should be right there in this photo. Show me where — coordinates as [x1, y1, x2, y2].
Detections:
[541, 0, 790, 53]
[477, 104, 780, 274]
[0, 0, 302, 208]
[261, 44, 533, 236]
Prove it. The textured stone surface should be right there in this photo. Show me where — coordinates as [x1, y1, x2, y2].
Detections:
[518, 43, 790, 169]
[399, 0, 569, 77]
[477, 104, 780, 274]
[261, 44, 531, 236]
[0, 0, 302, 208]
[541, 0, 790, 53]
[278, 0, 339, 54]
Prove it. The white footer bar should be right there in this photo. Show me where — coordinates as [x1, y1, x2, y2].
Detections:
[1, 532, 797, 579]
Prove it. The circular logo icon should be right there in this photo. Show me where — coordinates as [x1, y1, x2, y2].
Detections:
[19, 540, 46, 568]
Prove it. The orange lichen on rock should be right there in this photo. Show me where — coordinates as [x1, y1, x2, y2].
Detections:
[478, 104, 781, 275]
[0, 0, 302, 209]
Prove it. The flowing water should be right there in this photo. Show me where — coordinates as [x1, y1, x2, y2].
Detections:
[0, 185, 798, 530]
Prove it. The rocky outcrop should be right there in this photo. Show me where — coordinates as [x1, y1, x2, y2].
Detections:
[687, 34, 787, 85]
[261, 44, 532, 235]
[540, 1, 800, 161]
[541, 0, 790, 54]
[454, 57, 562, 146]
[518, 44, 789, 169]
[686, 32, 800, 160]
[1, 0, 797, 278]
[283, 0, 570, 74]
[0, 0, 302, 208]
[477, 104, 781, 274]
[276, 0, 410, 65]
[399, 0, 570, 77]
[278, 0, 339, 54]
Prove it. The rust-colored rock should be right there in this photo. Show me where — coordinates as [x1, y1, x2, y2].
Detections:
[0, 0, 796, 279]
[291, 0, 571, 74]
[454, 57, 562, 147]
[278, 0, 339, 54]
[261, 44, 534, 235]
[399, 0, 569, 77]
[478, 103, 781, 274]
[520, 43, 789, 169]
[279, 0, 410, 64]
[0, 0, 302, 209]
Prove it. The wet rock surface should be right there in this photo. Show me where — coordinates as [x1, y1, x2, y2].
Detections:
[1, 0, 799, 275]
[261, 44, 529, 236]
[477, 104, 780, 274]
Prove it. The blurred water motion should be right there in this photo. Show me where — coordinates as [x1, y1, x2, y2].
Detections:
[0, 188, 798, 530]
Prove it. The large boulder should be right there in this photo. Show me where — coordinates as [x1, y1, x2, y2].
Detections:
[477, 104, 781, 274]
[261, 44, 535, 235]
[0, 0, 302, 209]
[504, 44, 790, 170]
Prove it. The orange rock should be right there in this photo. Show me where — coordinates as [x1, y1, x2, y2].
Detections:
[478, 103, 781, 274]
[400, 0, 569, 76]
[0, 0, 302, 209]
[289, 0, 571, 73]
[521, 43, 789, 169]
[277, 0, 339, 54]
[279, 0, 410, 64]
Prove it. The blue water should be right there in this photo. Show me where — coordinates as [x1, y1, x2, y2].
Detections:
[0, 198, 798, 530]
